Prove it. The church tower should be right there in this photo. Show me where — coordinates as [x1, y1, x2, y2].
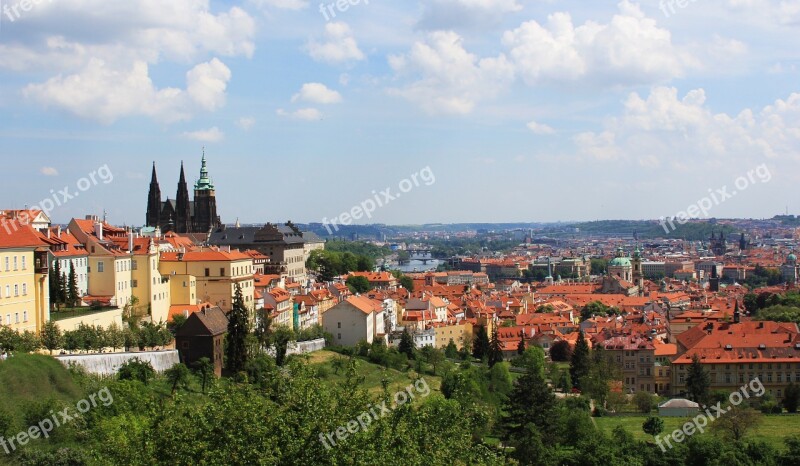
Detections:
[192, 153, 220, 233]
[146, 162, 162, 228]
[175, 162, 192, 234]
[632, 245, 644, 296]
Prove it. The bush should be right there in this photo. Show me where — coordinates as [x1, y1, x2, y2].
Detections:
[592, 406, 607, 417]
[634, 391, 655, 413]
[117, 358, 155, 385]
[565, 396, 591, 412]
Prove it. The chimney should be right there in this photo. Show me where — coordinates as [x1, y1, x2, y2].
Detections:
[95, 222, 103, 241]
[56, 225, 62, 238]
[733, 301, 741, 324]
[128, 232, 134, 253]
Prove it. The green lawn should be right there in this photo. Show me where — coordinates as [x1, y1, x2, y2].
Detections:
[594, 414, 800, 448]
[307, 350, 443, 398]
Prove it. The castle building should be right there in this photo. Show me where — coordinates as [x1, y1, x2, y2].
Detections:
[146, 154, 221, 234]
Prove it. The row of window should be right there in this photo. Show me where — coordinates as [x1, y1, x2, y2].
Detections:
[2, 284, 27, 297]
[3, 256, 26, 272]
[4, 311, 28, 325]
[679, 362, 800, 371]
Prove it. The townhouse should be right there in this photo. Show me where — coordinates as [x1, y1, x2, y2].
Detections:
[323, 295, 385, 346]
[0, 220, 50, 333]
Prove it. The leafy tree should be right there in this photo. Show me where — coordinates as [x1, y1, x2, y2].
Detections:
[583, 345, 617, 405]
[168, 314, 188, 334]
[40, 320, 63, 354]
[226, 284, 250, 374]
[444, 339, 458, 359]
[517, 332, 526, 355]
[421, 346, 444, 375]
[49, 259, 62, 309]
[106, 323, 126, 351]
[399, 275, 414, 291]
[581, 301, 621, 321]
[570, 331, 591, 390]
[549, 340, 573, 362]
[192, 357, 214, 394]
[273, 326, 294, 366]
[254, 308, 273, 351]
[472, 324, 490, 361]
[117, 358, 155, 385]
[591, 259, 608, 275]
[686, 355, 710, 404]
[743, 293, 759, 314]
[557, 370, 572, 393]
[165, 363, 191, 395]
[398, 328, 414, 359]
[67, 260, 79, 307]
[634, 391, 655, 413]
[711, 406, 762, 441]
[643, 416, 664, 438]
[783, 382, 800, 413]
[345, 275, 371, 294]
[488, 326, 504, 367]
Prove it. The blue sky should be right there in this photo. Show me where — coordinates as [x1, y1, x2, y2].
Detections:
[1, 0, 799, 226]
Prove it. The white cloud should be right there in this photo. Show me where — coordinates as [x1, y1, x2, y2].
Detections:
[40, 167, 59, 176]
[277, 108, 323, 121]
[237, 117, 256, 130]
[388, 31, 514, 114]
[249, 0, 309, 10]
[307, 22, 365, 64]
[527, 120, 555, 135]
[181, 127, 225, 142]
[575, 86, 800, 165]
[23, 58, 232, 124]
[502, 1, 693, 87]
[292, 83, 342, 104]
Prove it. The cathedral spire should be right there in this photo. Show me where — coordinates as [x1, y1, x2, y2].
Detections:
[146, 162, 162, 228]
[175, 160, 191, 233]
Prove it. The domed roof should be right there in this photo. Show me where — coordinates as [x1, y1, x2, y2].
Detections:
[609, 257, 631, 267]
[788, 253, 797, 263]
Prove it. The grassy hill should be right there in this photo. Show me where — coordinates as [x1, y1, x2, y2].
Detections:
[0, 354, 83, 420]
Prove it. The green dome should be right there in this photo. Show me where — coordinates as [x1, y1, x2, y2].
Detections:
[788, 253, 797, 263]
[609, 257, 631, 267]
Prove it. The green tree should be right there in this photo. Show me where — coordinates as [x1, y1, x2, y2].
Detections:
[168, 313, 188, 334]
[192, 357, 215, 394]
[49, 259, 62, 309]
[398, 328, 414, 359]
[106, 323, 125, 352]
[488, 326, 504, 367]
[783, 382, 800, 413]
[711, 406, 761, 441]
[472, 324, 490, 361]
[273, 326, 294, 366]
[422, 346, 444, 375]
[643, 416, 664, 438]
[226, 284, 250, 374]
[40, 320, 63, 354]
[634, 391, 655, 413]
[570, 331, 591, 390]
[118, 358, 155, 385]
[345, 275, 371, 294]
[517, 332, 526, 355]
[67, 260, 79, 307]
[254, 308, 273, 351]
[686, 354, 710, 404]
[444, 339, 458, 359]
[549, 340, 573, 362]
[165, 363, 191, 395]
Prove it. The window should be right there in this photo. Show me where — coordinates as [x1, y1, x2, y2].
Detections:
[338, 322, 341, 329]
[21, 284, 26, 295]
[14, 285, 18, 296]
[4, 285, 8, 298]
[132, 280, 138, 288]
[337, 333, 342, 340]
[23, 311, 27, 322]
[14, 313, 19, 323]
[13, 256, 18, 270]
[220, 268, 225, 277]
[205, 268, 210, 277]
[5, 314, 9, 325]
[132, 260, 138, 270]
[21, 256, 26, 270]
[97, 261, 104, 273]
[4, 257, 8, 271]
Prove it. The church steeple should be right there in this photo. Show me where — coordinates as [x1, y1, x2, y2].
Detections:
[175, 161, 191, 233]
[195, 150, 215, 191]
[146, 162, 162, 228]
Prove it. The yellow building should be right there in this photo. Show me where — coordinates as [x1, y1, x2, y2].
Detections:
[0, 220, 50, 333]
[434, 321, 473, 350]
[159, 248, 254, 313]
[124, 237, 171, 324]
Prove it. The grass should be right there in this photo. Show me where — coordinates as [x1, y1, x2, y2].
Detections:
[594, 413, 799, 449]
[50, 306, 115, 321]
[307, 350, 443, 398]
[0, 354, 83, 425]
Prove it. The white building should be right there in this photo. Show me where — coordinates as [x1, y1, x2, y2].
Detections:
[322, 295, 385, 346]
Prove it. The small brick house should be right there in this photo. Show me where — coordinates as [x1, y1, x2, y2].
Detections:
[175, 305, 228, 377]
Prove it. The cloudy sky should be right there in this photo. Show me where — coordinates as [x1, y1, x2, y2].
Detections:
[1, 0, 799, 226]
